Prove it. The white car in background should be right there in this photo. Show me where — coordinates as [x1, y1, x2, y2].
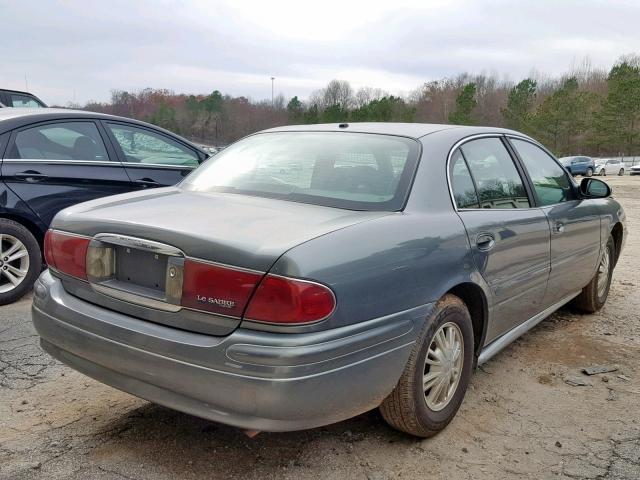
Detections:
[595, 158, 625, 176]
[630, 164, 640, 176]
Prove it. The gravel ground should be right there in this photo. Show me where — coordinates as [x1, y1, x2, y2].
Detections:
[1, 176, 639, 480]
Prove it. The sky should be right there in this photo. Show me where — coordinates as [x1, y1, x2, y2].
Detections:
[1, 0, 638, 106]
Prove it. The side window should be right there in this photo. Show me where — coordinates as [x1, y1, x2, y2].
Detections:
[107, 123, 198, 167]
[460, 138, 530, 209]
[8, 122, 109, 161]
[10, 94, 43, 108]
[511, 139, 574, 206]
[449, 149, 479, 208]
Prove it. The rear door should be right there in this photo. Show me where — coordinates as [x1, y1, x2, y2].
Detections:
[102, 121, 201, 189]
[1, 120, 132, 226]
[449, 137, 551, 343]
[509, 138, 601, 305]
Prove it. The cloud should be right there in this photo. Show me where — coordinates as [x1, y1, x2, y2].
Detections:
[0, 0, 637, 105]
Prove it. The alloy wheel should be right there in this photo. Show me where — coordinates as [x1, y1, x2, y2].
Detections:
[423, 322, 464, 411]
[0, 234, 30, 294]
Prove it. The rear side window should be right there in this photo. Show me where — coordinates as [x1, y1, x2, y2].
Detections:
[511, 139, 574, 206]
[8, 122, 110, 161]
[460, 138, 530, 209]
[106, 123, 199, 167]
[449, 149, 479, 208]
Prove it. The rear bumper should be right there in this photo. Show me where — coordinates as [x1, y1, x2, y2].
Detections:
[32, 270, 428, 431]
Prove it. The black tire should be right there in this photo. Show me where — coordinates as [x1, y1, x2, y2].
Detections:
[585, 167, 593, 177]
[0, 219, 42, 305]
[379, 294, 474, 437]
[572, 236, 615, 313]
[600, 168, 606, 176]
[619, 168, 625, 176]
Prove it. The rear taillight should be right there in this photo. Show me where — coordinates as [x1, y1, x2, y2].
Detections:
[245, 275, 335, 324]
[181, 259, 262, 317]
[44, 230, 90, 279]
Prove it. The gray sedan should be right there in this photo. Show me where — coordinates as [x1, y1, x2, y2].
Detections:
[32, 123, 626, 437]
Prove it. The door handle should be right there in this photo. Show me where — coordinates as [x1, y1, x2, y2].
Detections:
[133, 178, 160, 187]
[14, 170, 49, 182]
[476, 233, 495, 251]
[554, 222, 565, 234]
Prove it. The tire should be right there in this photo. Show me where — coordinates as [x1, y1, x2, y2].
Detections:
[619, 168, 625, 176]
[0, 219, 42, 305]
[379, 294, 474, 437]
[585, 168, 593, 177]
[572, 236, 615, 313]
[599, 168, 606, 176]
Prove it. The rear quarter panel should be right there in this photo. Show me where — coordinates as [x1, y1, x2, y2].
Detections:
[269, 211, 482, 331]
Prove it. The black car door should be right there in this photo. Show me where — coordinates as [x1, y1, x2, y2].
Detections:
[449, 137, 551, 344]
[508, 138, 601, 305]
[101, 121, 202, 189]
[1, 120, 132, 227]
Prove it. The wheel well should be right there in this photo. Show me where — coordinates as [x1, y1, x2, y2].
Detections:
[447, 283, 487, 356]
[0, 214, 45, 251]
[611, 222, 623, 265]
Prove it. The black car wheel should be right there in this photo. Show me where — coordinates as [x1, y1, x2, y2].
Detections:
[585, 167, 593, 177]
[0, 219, 42, 305]
[619, 168, 625, 176]
[379, 294, 474, 437]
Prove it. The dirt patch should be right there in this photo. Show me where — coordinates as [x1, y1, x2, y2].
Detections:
[1, 175, 640, 480]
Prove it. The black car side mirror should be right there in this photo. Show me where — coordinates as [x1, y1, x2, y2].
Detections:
[580, 177, 611, 198]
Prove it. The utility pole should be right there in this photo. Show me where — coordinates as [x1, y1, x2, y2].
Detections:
[271, 77, 275, 107]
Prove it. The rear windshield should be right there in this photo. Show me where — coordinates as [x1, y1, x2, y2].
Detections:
[182, 132, 420, 211]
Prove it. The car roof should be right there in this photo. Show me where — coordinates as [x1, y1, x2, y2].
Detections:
[0, 88, 40, 96]
[260, 122, 525, 140]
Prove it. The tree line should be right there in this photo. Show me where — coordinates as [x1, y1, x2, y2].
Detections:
[83, 55, 640, 157]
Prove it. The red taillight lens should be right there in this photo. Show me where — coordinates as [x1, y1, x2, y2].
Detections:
[181, 259, 262, 316]
[245, 275, 335, 324]
[44, 230, 90, 279]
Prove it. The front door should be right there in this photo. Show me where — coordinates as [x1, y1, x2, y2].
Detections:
[508, 138, 602, 305]
[1, 120, 132, 226]
[449, 137, 551, 343]
[102, 121, 201, 189]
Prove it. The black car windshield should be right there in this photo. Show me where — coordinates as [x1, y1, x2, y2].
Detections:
[182, 132, 420, 211]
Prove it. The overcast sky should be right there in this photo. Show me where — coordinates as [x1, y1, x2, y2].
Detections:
[1, 0, 638, 105]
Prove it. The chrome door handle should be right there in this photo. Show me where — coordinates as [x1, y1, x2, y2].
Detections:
[15, 170, 49, 182]
[476, 233, 495, 251]
[554, 222, 565, 234]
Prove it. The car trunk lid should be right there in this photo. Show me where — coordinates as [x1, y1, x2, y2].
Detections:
[51, 187, 389, 335]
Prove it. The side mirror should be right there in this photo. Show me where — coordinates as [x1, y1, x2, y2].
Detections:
[580, 177, 611, 198]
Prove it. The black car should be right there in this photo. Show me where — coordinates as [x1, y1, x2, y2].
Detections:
[0, 108, 209, 304]
[0, 89, 47, 108]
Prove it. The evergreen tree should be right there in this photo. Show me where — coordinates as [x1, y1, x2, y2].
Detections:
[449, 83, 477, 125]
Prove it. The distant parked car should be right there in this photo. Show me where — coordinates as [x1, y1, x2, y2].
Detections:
[32, 123, 625, 438]
[630, 165, 640, 176]
[0, 89, 47, 108]
[595, 158, 625, 176]
[559, 156, 595, 177]
[0, 108, 209, 304]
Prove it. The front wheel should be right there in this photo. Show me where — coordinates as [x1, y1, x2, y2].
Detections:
[619, 168, 625, 176]
[379, 294, 474, 437]
[600, 168, 606, 176]
[585, 167, 593, 177]
[572, 236, 615, 313]
[0, 219, 42, 305]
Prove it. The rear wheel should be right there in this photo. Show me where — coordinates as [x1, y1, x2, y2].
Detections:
[0, 219, 42, 305]
[379, 294, 474, 437]
[619, 168, 625, 176]
[585, 167, 593, 177]
[572, 236, 615, 313]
